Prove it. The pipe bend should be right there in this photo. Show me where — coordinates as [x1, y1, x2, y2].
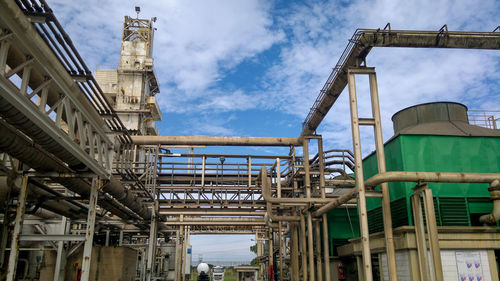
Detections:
[479, 181, 500, 224]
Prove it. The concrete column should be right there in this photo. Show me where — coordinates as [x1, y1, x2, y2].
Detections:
[6, 174, 28, 281]
[80, 178, 101, 281]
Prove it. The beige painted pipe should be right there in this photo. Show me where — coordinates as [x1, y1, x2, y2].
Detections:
[131, 135, 302, 146]
[315, 171, 500, 217]
[480, 180, 500, 223]
[364, 171, 500, 187]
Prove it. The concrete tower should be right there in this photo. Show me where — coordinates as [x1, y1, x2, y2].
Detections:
[96, 12, 161, 136]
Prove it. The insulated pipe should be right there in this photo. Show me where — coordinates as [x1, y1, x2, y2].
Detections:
[131, 135, 302, 146]
[480, 180, 500, 224]
[1, 176, 87, 219]
[0, 120, 146, 221]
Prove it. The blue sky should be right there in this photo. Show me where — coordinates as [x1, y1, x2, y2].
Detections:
[49, 0, 500, 262]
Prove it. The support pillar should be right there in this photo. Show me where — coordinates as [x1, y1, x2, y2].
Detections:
[347, 68, 373, 281]
[318, 137, 330, 281]
[176, 225, 184, 281]
[307, 212, 315, 281]
[53, 215, 68, 281]
[80, 178, 101, 281]
[410, 193, 430, 280]
[322, 215, 331, 281]
[422, 188, 443, 281]
[119, 230, 123, 246]
[146, 202, 158, 281]
[6, 174, 28, 281]
[300, 214, 308, 281]
[367, 70, 398, 281]
[315, 220, 323, 281]
[278, 222, 284, 279]
[269, 229, 274, 280]
[291, 222, 300, 281]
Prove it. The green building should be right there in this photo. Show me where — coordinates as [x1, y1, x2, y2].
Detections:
[327, 102, 500, 281]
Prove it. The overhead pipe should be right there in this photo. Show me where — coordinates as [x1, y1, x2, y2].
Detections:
[364, 171, 500, 187]
[314, 171, 500, 217]
[131, 135, 302, 146]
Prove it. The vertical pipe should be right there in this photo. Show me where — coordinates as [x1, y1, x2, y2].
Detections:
[410, 194, 429, 280]
[6, 174, 28, 281]
[279, 222, 284, 279]
[422, 188, 443, 281]
[201, 155, 206, 187]
[318, 138, 331, 281]
[269, 229, 274, 279]
[369, 72, 397, 281]
[291, 222, 300, 281]
[315, 220, 323, 281]
[277, 158, 281, 198]
[303, 139, 311, 198]
[119, 230, 123, 246]
[307, 212, 316, 281]
[105, 230, 110, 246]
[248, 157, 252, 187]
[347, 70, 373, 281]
[181, 226, 189, 281]
[80, 178, 100, 281]
[300, 215, 308, 281]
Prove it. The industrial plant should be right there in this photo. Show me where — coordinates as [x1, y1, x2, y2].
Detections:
[0, 0, 499, 281]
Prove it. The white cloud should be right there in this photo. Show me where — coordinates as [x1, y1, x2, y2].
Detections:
[49, 0, 283, 115]
[262, 0, 500, 153]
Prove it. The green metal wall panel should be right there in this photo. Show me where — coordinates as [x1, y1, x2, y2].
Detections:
[328, 134, 499, 242]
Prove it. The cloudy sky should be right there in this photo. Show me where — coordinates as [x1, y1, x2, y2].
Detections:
[48, 0, 500, 262]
